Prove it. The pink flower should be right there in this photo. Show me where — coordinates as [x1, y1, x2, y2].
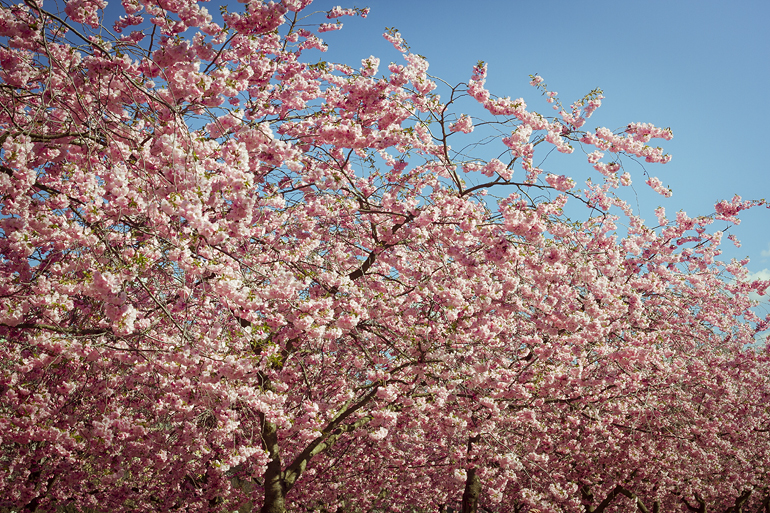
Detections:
[620, 172, 632, 186]
[545, 174, 575, 191]
[335, 314, 359, 330]
[646, 176, 672, 197]
[481, 158, 510, 180]
[360, 56, 380, 76]
[449, 114, 474, 134]
[586, 151, 604, 164]
[318, 22, 342, 33]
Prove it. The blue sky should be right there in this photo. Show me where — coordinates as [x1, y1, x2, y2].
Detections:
[309, 0, 769, 285]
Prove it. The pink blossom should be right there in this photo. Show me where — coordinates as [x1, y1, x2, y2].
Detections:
[318, 22, 342, 32]
[480, 158, 511, 180]
[646, 176, 673, 197]
[530, 75, 544, 86]
[546, 173, 575, 191]
[449, 114, 474, 134]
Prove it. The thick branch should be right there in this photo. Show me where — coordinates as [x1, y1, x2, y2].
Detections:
[682, 493, 707, 513]
[756, 494, 770, 513]
[616, 485, 658, 513]
[726, 490, 753, 513]
[346, 213, 415, 283]
[282, 386, 380, 490]
[582, 484, 627, 513]
[3, 323, 108, 336]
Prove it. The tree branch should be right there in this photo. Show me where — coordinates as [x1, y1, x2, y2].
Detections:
[282, 386, 381, 491]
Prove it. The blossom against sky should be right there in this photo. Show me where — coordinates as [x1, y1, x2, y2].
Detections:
[313, 0, 770, 277]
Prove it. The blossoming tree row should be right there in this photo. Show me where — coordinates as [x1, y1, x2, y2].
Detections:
[0, 0, 768, 512]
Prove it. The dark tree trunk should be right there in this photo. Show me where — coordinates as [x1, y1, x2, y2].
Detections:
[260, 476, 286, 513]
[260, 419, 287, 513]
[461, 467, 481, 513]
[461, 433, 482, 513]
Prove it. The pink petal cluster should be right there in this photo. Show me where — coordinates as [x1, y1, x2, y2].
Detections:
[646, 176, 673, 197]
[449, 114, 474, 134]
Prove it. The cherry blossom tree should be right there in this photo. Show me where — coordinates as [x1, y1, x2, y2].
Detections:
[0, 0, 768, 512]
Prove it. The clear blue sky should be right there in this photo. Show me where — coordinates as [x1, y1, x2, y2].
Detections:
[310, 0, 770, 285]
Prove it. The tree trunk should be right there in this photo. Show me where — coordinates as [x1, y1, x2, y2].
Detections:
[260, 419, 287, 513]
[260, 475, 286, 513]
[461, 467, 481, 513]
